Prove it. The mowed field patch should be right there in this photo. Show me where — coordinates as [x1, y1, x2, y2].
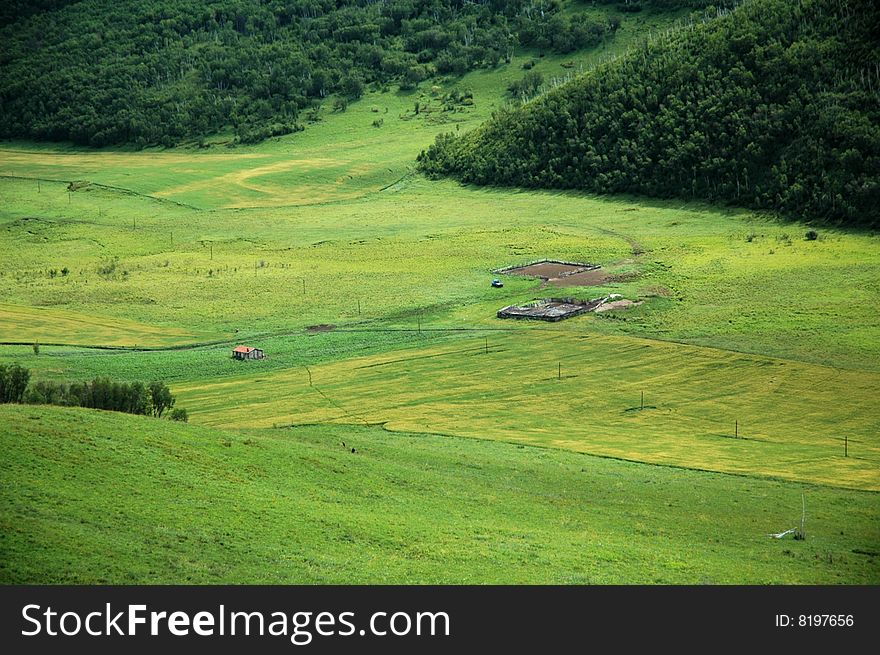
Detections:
[177, 331, 880, 490]
[0, 148, 265, 175]
[0, 304, 198, 347]
[0, 146, 403, 210]
[0, 82, 453, 210]
[151, 157, 392, 209]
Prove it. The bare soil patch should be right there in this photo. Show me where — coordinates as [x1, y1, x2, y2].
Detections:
[498, 259, 606, 286]
[595, 299, 642, 312]
[546, 268, 608, 287]
[549, 270, 641, 288]
[306, 324, 336, 333]
[506, 261, 588, 279]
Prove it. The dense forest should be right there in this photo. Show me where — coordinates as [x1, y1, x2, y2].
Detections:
[0, 0, 632, 146]
[419, 0, 880, 225]
[0, 0, 79, 28]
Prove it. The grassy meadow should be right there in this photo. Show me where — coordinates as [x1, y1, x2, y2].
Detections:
[0, 8, 877, 583]
[2, 404, 877, 584]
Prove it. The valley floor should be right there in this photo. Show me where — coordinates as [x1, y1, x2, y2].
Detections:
[0, 30, 877, 583]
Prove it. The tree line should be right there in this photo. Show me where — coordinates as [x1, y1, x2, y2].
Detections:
[418, 0, 880, 226]
[0, 0, 628, 147]
[0, 364, 188, 421]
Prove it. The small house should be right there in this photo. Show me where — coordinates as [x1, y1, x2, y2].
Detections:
[232, 346, 264, 360]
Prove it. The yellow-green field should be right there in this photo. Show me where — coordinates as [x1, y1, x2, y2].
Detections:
[0, 304, 199, 348]
[177, 331, 880, 490]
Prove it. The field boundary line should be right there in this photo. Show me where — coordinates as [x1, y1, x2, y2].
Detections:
[0, 174, 200, 210]
[303, 366, 370, 426]
[284, 421, 880, 494]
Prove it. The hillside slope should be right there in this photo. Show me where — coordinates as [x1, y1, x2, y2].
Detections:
[1, 404, 878, 583]
[419, 0, 880, 225]
[0, 0, 625, 146]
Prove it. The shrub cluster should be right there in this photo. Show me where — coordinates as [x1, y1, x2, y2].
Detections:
[0, 365, 187, 421]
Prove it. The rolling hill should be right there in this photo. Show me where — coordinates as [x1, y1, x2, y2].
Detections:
[1, 404, 877, 583]
[419, 0, 880, 224]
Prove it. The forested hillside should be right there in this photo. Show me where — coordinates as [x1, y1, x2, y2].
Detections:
[0, 1, 78, 28]
[419, 0, 880, 225]
[0, 0, 628, 146]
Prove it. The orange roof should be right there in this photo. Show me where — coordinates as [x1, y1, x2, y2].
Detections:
[233, 346, 255, 353]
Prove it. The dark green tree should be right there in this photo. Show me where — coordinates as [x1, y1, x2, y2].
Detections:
[149, 381, 175, 418]
[0, 364, 30, 403]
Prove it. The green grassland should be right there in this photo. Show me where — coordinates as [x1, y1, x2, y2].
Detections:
[0, 8, 877, 583]
[2, 176, 878, 368]
[2, 404, 877, 584]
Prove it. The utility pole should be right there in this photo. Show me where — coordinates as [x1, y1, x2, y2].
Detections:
[485, 336, 488, 354]
[799, 493, 806, 540]
[641, 390, 644, 410]
[735, 420, 738, 439]
[210, 243, 213, 260]
[845, 435, 848, 457]
[558, 362, 561, 380]
[357, 299, 361, 315]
